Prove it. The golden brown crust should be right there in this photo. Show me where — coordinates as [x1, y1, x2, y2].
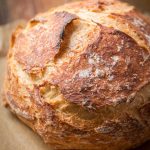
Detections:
[55, 25, 150, 109]
[139, 103, 150, 125]
[110, 10, 150, 50]
[3, 0, 150, 149]
[14, 11, 77, 73]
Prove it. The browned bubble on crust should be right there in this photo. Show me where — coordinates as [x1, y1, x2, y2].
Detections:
[95, 114, 144, 140]
[54, 25, 150, 110]
[5, 92, 34, 120]
[139, 103, 150, 125]
[14, 11, 78, 73]
[110, 10, 150, 50]
[63, 0, 119, 12]
[68, 0, 115, 12]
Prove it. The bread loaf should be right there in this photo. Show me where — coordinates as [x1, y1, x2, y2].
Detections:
[3, 0, 150, 149]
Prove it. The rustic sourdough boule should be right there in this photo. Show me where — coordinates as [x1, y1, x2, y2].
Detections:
[3, 0, 150, 149]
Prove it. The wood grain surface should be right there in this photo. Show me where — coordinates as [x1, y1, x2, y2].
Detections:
[0, 0, 150, 150]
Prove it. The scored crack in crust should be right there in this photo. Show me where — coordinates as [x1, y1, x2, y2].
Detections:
[3, 0, 150, 149]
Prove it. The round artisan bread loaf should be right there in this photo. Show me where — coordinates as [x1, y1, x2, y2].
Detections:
[3, 0, 150, 149]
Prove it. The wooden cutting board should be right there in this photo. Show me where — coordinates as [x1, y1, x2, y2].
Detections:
[0, 0, 150, 150]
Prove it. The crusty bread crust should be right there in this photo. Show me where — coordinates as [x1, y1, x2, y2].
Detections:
[4, 0, 150, 149]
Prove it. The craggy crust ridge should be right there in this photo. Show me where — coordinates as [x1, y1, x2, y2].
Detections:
[4, 0, 150, 149]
